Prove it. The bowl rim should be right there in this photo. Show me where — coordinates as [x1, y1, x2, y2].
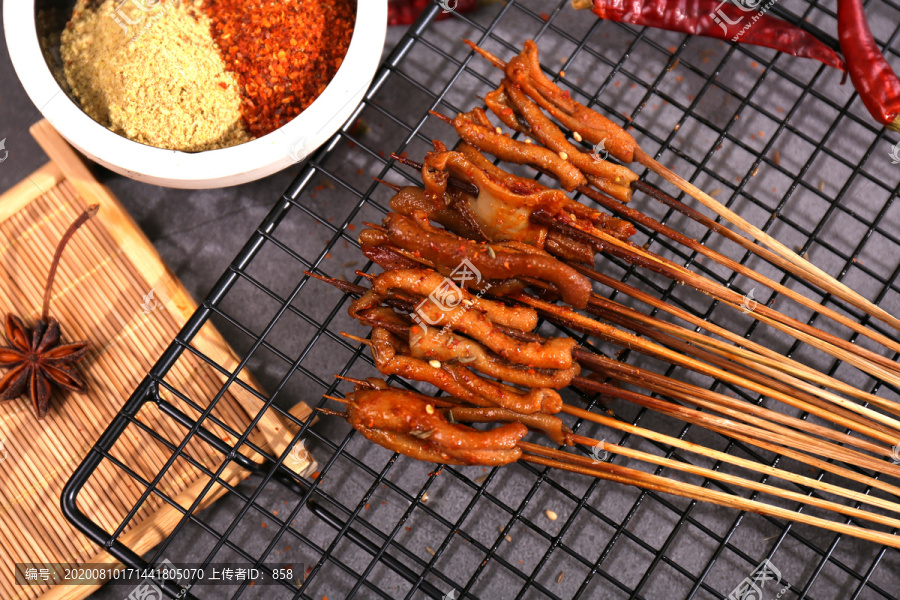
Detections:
[3, 0, 386, 187]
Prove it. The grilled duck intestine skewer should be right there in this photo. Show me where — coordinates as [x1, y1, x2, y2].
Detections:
[387, 153, 900, 401]
[381, 164, 900, 426]
[361, 206, 900, 433]
[464, 38, 900, 334]
[326, 381, 900, 549]
[332, 375, 900, 513]
[397, 139, 636, 267]
[422, 116, 900, 387]
[419, 111, 900, 362]
[315, 268, 900, 474]
[368, 250, 900, 449]
[337, 319, 900, 509]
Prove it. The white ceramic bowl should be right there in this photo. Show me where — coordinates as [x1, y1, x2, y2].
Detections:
[4, 1, 386, 188]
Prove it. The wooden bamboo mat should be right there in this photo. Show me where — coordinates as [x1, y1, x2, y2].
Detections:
[0, 121, 316, 600]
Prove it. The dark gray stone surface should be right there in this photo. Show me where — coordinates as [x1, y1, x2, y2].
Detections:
[3, 1, 900, 599]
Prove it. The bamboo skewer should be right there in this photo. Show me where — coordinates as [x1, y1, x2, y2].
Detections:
[573, 345, 898, 462]
[459, 38, 900, 334]
[573, 263, 892, 409]
[336, 325, 900, 495]
[521, 451, 900, 549]
[571, 372, 900, 481]
[560, 403, 900, 504]
[528, 211, 900, 389]
[318, 271, 900, 456]
[386, 155, 900, 398]
[633, 148, 900, 334]
[577, 180, 900, 359]
[520, 293, 900, 436]
[522, 441, 900, 531]
[320, 387, 900, 549]
[581, 296, 900, 444]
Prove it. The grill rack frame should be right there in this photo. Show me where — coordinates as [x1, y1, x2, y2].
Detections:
[62, 1, 900, 599]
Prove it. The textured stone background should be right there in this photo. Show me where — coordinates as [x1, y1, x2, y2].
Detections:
[2, 1, 900, 599]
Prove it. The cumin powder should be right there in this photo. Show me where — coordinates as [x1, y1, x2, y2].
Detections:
[61, 0, 249, 152]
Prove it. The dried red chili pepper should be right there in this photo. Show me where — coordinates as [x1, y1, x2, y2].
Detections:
[837, 0, 900, 131]
[572, 0, 845, 73]
[388, 0, 480, 26]
[203, 0, 356, 138]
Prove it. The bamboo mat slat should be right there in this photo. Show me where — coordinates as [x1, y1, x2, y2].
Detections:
[0, 121, 317, 600]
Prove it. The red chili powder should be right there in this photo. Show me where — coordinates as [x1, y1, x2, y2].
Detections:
[203, 0, 356, 138]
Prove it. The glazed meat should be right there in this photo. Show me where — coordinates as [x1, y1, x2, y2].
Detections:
[382, 212, 593, 308]
[346, 387, 526, 465]
[451, 109, 587, 192]
[410, 326, 580, 389]
[369, 327, 564, 415]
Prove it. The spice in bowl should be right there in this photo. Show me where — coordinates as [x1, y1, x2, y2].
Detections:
[60, 0, 356, 152]
[205, 0, 356, 138]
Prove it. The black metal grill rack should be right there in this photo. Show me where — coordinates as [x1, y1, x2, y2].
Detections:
[63, 0, 900, 598]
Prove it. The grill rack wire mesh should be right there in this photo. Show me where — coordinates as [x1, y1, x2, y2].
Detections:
[63, 1, 900, 598]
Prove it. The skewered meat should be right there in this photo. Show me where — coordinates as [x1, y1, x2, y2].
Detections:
[381, 211, 592, 308]
[410, 325, 580, 389]
[389, 184, 489, 242]
[349, 267, 578, 371]
[366, 268, 538, 330]
[451, 109, 588, 192]
[444, 406, 573, 446]
[422, 142, 568, 245]
[494, 40, 638, 163]
[391, 149, 636, 255]
[495, 81, 638, 202]
[369, 327, 564, 415]
[346, 386, 526, 465]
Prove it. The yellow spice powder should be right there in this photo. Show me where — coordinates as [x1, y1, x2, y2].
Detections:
[61, 0, 250, 152]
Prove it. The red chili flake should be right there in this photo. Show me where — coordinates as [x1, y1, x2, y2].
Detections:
[203, 0, 356, 138]
[261, 522, 267, 528]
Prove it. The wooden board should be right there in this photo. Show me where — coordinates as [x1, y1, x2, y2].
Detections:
[0, 121, 316, 600]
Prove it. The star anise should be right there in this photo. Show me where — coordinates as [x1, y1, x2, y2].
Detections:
[0, 315, 88, 418]
[0, 204, 97, 419]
